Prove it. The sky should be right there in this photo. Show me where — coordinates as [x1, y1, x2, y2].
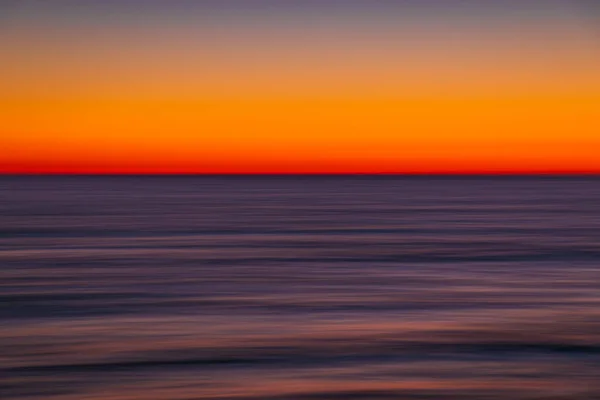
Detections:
[1, 0, 599, 174]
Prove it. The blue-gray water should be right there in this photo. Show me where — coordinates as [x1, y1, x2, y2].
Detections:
[1, 176, 599, 400]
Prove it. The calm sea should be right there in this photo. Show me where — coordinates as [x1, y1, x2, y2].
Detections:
[1, 176, 599, 400]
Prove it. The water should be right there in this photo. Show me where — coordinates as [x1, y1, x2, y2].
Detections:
[1, 176, 599, 400]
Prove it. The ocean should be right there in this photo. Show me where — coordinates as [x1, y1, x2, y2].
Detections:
[1, 175, 599, 400]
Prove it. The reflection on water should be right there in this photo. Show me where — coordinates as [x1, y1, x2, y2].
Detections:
[1, 176, 600, 399]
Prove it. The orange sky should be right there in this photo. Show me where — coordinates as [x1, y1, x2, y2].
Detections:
[1, 1, 599, 174]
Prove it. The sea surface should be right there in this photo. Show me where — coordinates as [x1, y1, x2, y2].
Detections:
[1, 176, 600, 400]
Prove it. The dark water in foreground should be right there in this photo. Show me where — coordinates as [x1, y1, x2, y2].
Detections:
[1, 176, 600, 400]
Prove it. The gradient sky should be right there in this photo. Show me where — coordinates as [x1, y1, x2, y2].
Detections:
[1, 0, 599, 174]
